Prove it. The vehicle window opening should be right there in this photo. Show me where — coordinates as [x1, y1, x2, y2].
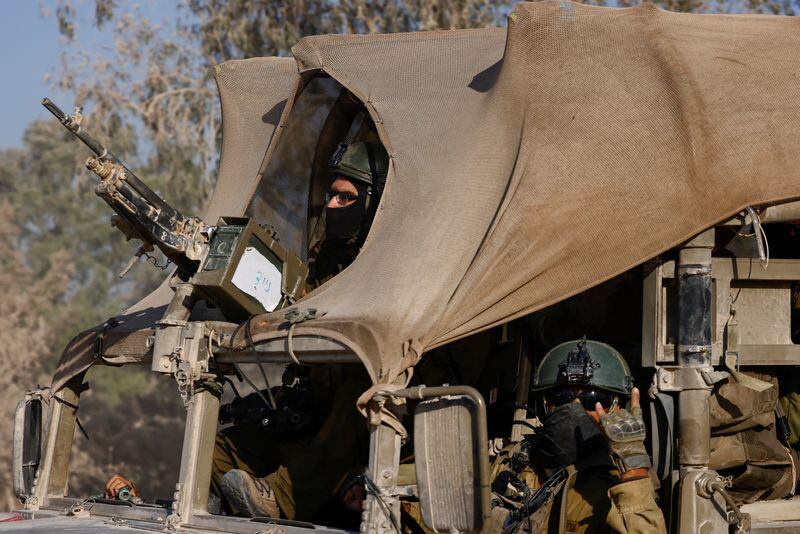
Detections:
[245, 76, 385, 268]
[67, 365, 185, 506]
[210, 361, 370, 523]
[245, 76, 341, 263]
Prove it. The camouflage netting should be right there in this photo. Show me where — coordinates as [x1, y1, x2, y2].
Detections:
[55, 2, 800, 398]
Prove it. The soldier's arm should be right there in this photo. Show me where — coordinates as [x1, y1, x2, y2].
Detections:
[606, 477, 667, 533]
[597, 389, 667, 533]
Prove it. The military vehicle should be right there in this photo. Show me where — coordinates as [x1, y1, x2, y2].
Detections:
[7, 1, 800, 532]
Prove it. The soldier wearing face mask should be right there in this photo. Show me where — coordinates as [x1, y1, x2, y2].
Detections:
[214, 142, 389, 523]
[490, 339, 667, 533]
[307, 141, 389, 288]
[102, 142, 390, 524]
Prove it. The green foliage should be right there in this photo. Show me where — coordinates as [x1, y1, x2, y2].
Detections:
[5, 119, 166, 353]
[615, 0, 799, 13]
[184, 0, 511, 61]
[0, 181, 75, 509]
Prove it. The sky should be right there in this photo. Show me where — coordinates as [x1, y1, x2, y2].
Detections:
[0, 1, 176, 149]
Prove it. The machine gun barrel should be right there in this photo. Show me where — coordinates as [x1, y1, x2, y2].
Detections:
[42, 98, 172, 215]
[42, 98, 114, 161]
[41, 98, 308, 320]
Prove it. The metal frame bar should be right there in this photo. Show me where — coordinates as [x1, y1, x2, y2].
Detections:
[213, 334, 358, 366]
[676, 229, 714, 469]
[363, 420, 402, 534]
[672, 229, 731, 532]
[389, 385, 491, 531]
[30, 375, 85, 510]
[168, 386, 220, 526]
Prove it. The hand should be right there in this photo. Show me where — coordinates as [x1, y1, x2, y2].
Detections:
[105, 474, 138, 499]
[595, 388, 651, 476]
[342, 483, 366, 511]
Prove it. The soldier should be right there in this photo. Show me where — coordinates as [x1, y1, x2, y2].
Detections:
[490, 339, 667, 533]
[305, 140, 389, 288]
[103, 141, 389, 524]
[215, 140, 389, 520]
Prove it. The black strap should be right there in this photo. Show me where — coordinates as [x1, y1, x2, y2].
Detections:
[650, 391, 674, 483]
[508, 467, 569, 526]
[52, 395, 90, 441]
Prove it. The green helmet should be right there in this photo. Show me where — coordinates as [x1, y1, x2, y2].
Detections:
[328, 141, 389, 188]
[531, 338, 633, 395]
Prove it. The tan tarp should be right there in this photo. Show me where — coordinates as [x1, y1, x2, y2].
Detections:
[254, 1, 800, 388]
[51, 57, 300, 390]
[55, 2, 800, 394]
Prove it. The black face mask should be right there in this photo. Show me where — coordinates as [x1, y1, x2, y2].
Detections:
[537, 401, 608, 477]
[325, 182, 369, 244]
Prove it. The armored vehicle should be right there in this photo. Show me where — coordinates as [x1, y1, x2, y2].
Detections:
[8, 1, 800, 532]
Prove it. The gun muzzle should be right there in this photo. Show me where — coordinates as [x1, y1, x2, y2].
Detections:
[41, 98, 79, 131]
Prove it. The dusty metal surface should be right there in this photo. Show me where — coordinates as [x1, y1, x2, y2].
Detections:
[0, 516, 150, 533]
[214, 335, 359, 365]
[676, 230, 714, 469]
[642, 257, 800, 368]
[362, 420, 401, 534]
[744, 497, 800, 523]
[0, 511, 348, 533]
[168, 388, 219, 527]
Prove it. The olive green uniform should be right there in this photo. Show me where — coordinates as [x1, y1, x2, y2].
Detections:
[211, 423, 307, 506]
[211, 367, 370, 520]
[490, 442, 666, 533]
[265, 374, 370, 519]
[213, 140, 389, 520]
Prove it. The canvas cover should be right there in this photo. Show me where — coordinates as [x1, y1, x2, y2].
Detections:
[55, 2, 800, 396]
[248, 1, 800, 390]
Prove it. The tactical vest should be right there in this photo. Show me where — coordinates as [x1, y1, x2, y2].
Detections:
[490, 448, 616, 534]
[708, 371, 798, 503]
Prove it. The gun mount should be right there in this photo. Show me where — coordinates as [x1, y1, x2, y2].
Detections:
[42, 98, 208, 275]
[42, 99, 307, 321]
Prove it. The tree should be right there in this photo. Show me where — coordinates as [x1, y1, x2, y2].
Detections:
[614, 0, 798, 13]
[0, 184, 73, 508]
[0, 117, 188, 501]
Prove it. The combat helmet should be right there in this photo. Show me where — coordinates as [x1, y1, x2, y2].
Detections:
[531, 338, 633, 395]
[328, 141, 389, 191]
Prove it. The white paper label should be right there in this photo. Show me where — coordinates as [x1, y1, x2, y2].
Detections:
[231, 246, 283, 312]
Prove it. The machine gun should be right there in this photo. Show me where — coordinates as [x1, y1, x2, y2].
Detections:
[43, 98, 308, 320]
[42, 98, 208, 277]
